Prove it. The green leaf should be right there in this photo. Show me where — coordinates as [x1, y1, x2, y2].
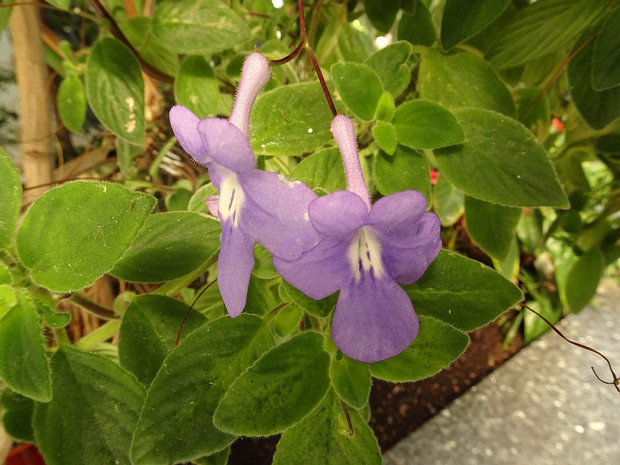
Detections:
[188, 183, 218, 214]
[174, 55, 219, 118]
[370, 316, 469, 382]
[253, 244, 279, 279]
[364, 41, 412, 97]
[329, 355, 371, 409]
[152, 0, 250, 54]
[441, 0, 510, 50]
[131, 315, 274, 465]
[373, 146, 430, 202]
[464, 196, 521, 261]
[0, 149, 21, 248]
[1, 389, 35, 442]
[214, 331, 330, 436]
[434, 108, 569, 208]
[565, 248, 605, 313]
[397, 2, 436, 47]
[111, 212, 220, 283]
[57, 73, 86, 133]
[279, 280, 337, 318]
[568, 28, 620, 130]
[485, 0, 610, 69]
[393, 100, 464, 149]
[33, 347, 146, 465]
[418, 48, 516, 117]
[0, 285, 16, 316]
[432, 174, 464, 226]
[363, 0, 399, 33]
[405, 250, 523, 331]
[0, 291, 50, 401]
[274, 304, 303, 337]
[331, 62, 383, 121]
[375, 91, 395, 122]
[372, 121, 397, 155]
[251, 82, 335, 155]
[119, 16, 179, 78]
[194, 448, 229, 465]
[273, 389, 381, 465]
[118, 294, 207, 386]
[85, 38, 145, 145]
[592, 6, 620, 90]
[290, 148, 346, 196]
[17, 182, 155, 291]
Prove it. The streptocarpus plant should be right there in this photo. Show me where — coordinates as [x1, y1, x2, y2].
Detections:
[1, 1, 619, 464]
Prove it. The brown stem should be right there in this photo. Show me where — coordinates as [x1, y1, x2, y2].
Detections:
[340, 400, 354, 436]
[68, 292, 117, 320]
[10, 0, 55, 203]
[521, 302, 619, 393]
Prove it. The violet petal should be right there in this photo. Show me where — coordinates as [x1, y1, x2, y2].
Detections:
[331, 276, 419, 363]
[273, 235, 352, 300]
[169, 105, 208, 163]
[307, 191, 369, 236]
[217, 219, 256, 318]
[197, 118, 256, 172]
[240, 170, 321, 260]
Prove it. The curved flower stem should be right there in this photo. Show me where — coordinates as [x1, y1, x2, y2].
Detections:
[175, 279, 217, 347]
[270, 0, 337, 117]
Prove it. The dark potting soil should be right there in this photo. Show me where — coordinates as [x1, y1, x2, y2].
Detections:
[227, 319, 524, 464]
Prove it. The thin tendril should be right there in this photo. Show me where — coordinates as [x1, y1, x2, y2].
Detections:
[521, 302, 619, 393]
[175, 280, 216, 347]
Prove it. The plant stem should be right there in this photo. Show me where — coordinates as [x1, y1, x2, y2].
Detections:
[68, 292, 117, 320]
[73, 320, 122, 351]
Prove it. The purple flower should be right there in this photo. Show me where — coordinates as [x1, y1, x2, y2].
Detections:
[274, 115, 441, 363]
[170, 53, 319, 317]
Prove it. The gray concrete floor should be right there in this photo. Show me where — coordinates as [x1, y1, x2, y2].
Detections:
[384, 279, 620, 465]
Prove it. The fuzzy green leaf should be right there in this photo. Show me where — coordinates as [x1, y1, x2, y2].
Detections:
[57, 73, 86, 133]
[393, 100, 464, 149]
[405, 250, 523, 331]
[214, 331, 330, 436]
[434, 108, 569, 208]
[33, 347, 146, 465]
[331, 62, 383, 121]
[370, 316, 469, 382]
[17, 182, 155, 291]
[0, 149, 21, 248]
[175, 55, 219, 118]
[85, 38, 145, 145]
[441, 0, 510, 50]
[373, 146, 430, 202]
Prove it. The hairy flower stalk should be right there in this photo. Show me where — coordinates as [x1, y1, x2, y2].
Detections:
[170, 53, 319, 317]
[274, 115, 442, 363]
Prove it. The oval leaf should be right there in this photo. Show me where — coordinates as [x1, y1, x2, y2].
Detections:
[153, 0, 250, 54]
[565, 248, 605, 313]
[393, 100, 464, 149]
[592, 6, 620, 91]
[85, 38, 145, 145]
[111, 212, 221, 283]
[273, 389, 381, 465]
[364, 41, 412, 97]
[0, 149, 21, 248]
[174, 55, 219, 118]
[370, 316, 469, 382]
[568, 28, 620, 130]
[289, 147, 346, 196]
[33, 347, 146, 465]
[405, 250, 524, 331]
[251, 82, 335, 155]
[441, 0, 510, 50]
[16, 182, 155, 292]
[0, 291, 51, 401]
[485, 0, 609, 69]
[331, 62, 383, 121]
[464, 196, 522, 261]
[419, 48, 516, 117]
[329, 355, 371, 409]
[131, 314, 274, 465]
[118, 294, 207, 386]
[214, 331, 330, 436]
[57, 73, 86, 133]
[373, 146, 430, 201]
[434, 108, 569, 208]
